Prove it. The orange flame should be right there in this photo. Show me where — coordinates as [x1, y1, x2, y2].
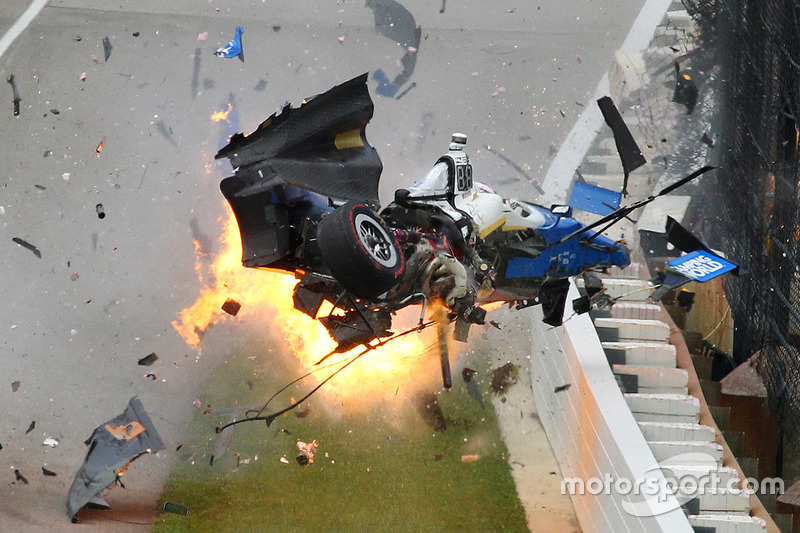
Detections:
[173, 205, 444, 404]
[210, 103, 233, 123]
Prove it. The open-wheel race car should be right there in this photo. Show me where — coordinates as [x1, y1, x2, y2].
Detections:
[215, 73, 722, 386]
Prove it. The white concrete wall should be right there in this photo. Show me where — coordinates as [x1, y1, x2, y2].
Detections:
[530, 282, 692, 532]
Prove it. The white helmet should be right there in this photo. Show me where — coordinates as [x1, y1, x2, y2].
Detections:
[449, 133, 467, 151]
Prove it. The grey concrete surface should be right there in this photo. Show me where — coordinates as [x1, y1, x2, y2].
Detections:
[0, 4, 30, 35]
[0, 0, 643, 530]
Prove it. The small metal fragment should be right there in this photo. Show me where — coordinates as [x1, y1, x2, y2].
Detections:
[138, 353, 158, 366]
[221, 298, 241, 316]
[7, 75, 20, 116]
[163, 502, 189, 515]
[12, 237, 41, 258]
[102, 36, 113, 62]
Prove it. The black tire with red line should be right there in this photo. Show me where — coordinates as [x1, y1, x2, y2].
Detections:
[316, 201, 405, 299]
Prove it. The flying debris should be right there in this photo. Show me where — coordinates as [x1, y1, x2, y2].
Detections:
[12, 237, 41, 258]
[296, 440, 318, 465]
[7, 74, 20, 116]
[215, 27, 244, 62]
[673, 62, 698, 114]
[137, 352, 158, 366]
[102, 36, 112, 62]
[221, 298, 241, 316]
[15, 469, 28, 484]
[597, 95, 646, 196]
[568, 180, 622, 216]
[67, 397, 164, 522]
[462, 368, 485, 408]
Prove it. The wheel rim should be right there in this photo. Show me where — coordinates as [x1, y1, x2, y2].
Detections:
[354, 213, 397, 268]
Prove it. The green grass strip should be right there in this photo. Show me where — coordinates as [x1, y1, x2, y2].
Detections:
[154, 340, 528, 533]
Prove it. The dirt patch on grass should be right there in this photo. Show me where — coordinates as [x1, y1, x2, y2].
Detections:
[414, 391, 448, 432]
[490, 362, 519, 396]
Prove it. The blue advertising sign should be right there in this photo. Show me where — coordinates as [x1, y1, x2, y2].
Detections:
[667, 250, 737, 282]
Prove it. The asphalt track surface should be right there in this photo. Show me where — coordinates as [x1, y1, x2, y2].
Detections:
[0, 1, 643, 530]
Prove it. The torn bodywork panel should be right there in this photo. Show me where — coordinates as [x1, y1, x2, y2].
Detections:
[67, 397, 164, 522]
[217, 73, 381, 204]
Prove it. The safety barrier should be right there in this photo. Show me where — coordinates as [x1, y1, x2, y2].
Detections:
[530, 276, 772, 532]
[530, 281, 694, 531]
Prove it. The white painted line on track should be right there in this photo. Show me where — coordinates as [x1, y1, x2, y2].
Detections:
[539, 0, 674, 205]
[0, 0, 49, 61]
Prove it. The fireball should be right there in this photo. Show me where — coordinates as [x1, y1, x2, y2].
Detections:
[172, 204, 444, 403]
[210, 103, 233, 123]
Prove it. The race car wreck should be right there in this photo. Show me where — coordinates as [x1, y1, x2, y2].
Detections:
[216, 73, 716, 354]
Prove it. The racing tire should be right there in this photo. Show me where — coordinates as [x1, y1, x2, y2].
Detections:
[316, 202, 405, 299]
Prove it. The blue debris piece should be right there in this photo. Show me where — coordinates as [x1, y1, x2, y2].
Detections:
[215, 27, 244, 61]
[567, 181, 622, 216]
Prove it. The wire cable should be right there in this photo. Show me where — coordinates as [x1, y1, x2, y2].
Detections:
[216, 320, 435, 432]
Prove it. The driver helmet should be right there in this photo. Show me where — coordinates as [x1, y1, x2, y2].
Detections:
[449, 133, 467, 151]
